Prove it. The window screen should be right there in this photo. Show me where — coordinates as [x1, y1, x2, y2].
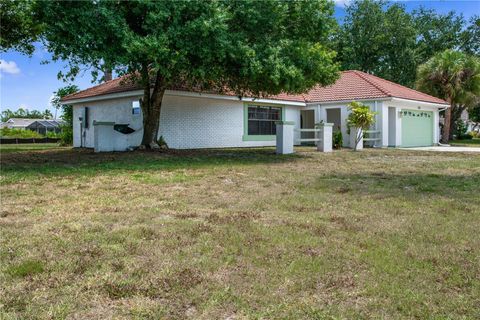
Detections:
[247, 105, 282, 135]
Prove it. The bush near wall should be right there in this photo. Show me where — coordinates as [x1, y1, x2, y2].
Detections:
[0, 128, 61, 139]
[59, 125, 73, 146]
[0, 128, 44, 138]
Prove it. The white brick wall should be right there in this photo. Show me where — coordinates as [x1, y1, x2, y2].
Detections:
[73, 93, 301, 149]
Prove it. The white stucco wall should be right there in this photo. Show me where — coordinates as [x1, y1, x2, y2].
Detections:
[73, 97, 143, 148]
[72, 92, 301, 149]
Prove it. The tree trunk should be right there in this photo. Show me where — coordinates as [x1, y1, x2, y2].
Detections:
[442, 104, 452, 143]
[353, 128, 362, 151]
[104, 68, 112, 82]
[139, 66, 166, 149]
[450, 104, 467, 140]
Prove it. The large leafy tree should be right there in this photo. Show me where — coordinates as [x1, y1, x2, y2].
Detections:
[336, 1, 472, 88]
[460, 15, 480, 57]
[51, 85, 79, 145]
[51, 85, 80, 126]
[412, 8, 465, 63]
[336, 0, 417, 87]
[416, 50, 480, 142]
[336, 0, 387, 75]
[37, 0, 339, 149]
[0, 0, 42, 55]
[378, 4, 417, 86]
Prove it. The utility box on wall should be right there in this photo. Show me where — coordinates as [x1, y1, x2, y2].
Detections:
[93, 121, 116, 152]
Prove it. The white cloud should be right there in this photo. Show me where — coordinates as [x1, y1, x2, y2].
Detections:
[334, 0, 351, 7]
[0, 59, 21, 75]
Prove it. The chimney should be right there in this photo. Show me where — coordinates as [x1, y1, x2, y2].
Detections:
[104, 69, 112, 82]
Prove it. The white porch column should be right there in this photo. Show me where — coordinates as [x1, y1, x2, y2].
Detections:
[433, 110, 440, 145]
[341, 107, 349, 147]
[317, 123, 333, 152]
[395, 108, 402, 147]
[349, 127, 364, 151]
[380, 103, 389, 147]
[275, 121, 295, 154]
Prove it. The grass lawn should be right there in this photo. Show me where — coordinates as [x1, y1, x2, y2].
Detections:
[450, 138, 480, 147]
[1, 147, 479, 319]
[0, 143, 67, 154]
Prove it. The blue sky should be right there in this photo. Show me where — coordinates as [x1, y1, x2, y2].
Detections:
[1, 0, 479, 115]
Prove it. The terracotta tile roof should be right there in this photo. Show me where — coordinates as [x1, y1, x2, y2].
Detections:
[303, 70, 447, 104]
[62, 70, 448, 105]
[61, 76, 141, 101]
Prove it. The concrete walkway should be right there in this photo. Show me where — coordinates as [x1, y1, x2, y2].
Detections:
[401, 146, 480, 153]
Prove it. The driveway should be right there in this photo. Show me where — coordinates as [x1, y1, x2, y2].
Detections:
[401, 146, 480, 153]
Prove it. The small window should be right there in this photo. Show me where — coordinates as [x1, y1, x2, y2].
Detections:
[247, 105, 282, 135]
[132, 101, 141, 115]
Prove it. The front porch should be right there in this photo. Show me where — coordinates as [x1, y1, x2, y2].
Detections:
[298, 99, 440, 149]
[299, 104, 382, 149]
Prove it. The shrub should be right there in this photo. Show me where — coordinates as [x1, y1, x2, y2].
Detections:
[347, 101, 376, 151]
[332, 127, 343, 149]
[459, 133, 473, 140]
[468, 131, 480, 138]
[46, 131, 61, 138]
[157, 135, 169, 149]
[453, 119, 468, 139]
[59, 125, 73, 145]
[0, 128, 43, 138]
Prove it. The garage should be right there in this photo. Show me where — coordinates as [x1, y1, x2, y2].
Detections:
[401, 109, 434, 147]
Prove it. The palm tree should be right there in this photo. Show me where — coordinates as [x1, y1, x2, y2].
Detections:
[416, 50, 480, 142]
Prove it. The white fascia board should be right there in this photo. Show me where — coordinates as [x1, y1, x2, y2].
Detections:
[390, 97, 449, 108]
[166, 90, 307, 106]
[60, 90, 144, 105]
[61, 88, 307, 107]
[305, 97, 391, 107]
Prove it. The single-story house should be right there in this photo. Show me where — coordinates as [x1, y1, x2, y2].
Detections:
[0, 118, 65, 135]
[61, 70, 449, 150]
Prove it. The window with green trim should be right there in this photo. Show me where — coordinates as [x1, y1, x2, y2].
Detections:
[247, 105, 282, 135]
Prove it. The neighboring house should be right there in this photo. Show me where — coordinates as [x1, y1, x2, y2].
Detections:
[61, 70, 449, 150]
[460, 109, 479, 133]
[0, 118, 37, 130]
[0, 118, 65, 135]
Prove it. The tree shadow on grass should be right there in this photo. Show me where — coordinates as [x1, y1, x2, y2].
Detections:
[0, 147, 305, 181]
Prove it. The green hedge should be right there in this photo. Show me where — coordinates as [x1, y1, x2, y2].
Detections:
[0, 128, 61, 139]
